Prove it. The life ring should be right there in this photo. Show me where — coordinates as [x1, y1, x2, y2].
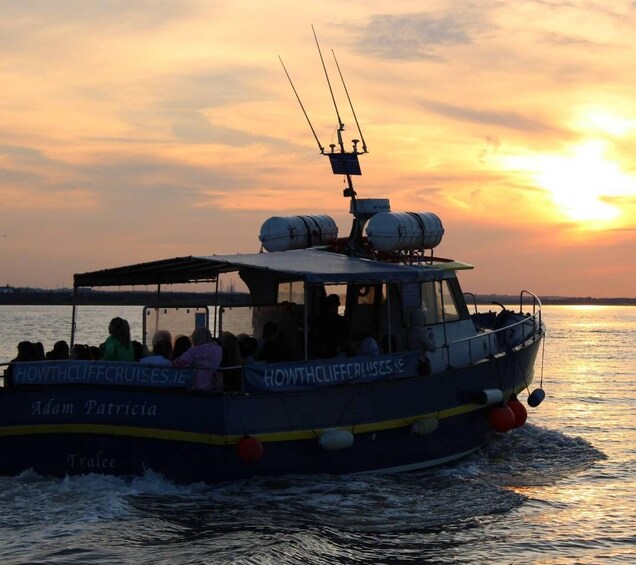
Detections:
[358, 286, 370, 297]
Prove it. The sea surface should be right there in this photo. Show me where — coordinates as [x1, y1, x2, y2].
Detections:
[0, 305, 634, 564]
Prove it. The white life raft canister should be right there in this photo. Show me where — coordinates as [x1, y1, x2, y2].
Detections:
[259, 215, 338, 252]
[366, 211, 444, 252]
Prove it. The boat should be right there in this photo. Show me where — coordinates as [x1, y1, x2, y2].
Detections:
[0, 42, 546, 483]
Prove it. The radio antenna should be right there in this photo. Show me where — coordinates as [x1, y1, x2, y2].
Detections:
[279, 56, 325, 154]
[332, 49, 368, 154]
[281, 27, 368, 255]
[312, 25, 344, 137]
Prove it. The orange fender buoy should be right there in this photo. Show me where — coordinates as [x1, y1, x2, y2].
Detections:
[507, 398, 528, 428]
[237, 436, 264, 463]
[489, 404, 515, 433]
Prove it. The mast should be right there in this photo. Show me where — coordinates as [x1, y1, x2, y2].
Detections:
[282, 28, 370, 255]
[311, 26, 368, 254]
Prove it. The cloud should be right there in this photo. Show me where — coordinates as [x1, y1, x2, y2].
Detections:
[353, 8, 492, 61]
[155, 68, 273, 111]
[0, 0, 193, 31]
[0, 145, 52, 166]
[417, 99, 556, 133]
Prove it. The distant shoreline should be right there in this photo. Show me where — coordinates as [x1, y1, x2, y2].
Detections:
[0, 289, 634, 307]
[0, 290, 251, 307]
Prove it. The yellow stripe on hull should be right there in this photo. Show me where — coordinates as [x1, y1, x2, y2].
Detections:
[0, 385, 526, 445]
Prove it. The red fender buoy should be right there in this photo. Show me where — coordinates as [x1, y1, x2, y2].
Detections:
[489, 404, 515, 433]
[237, 436, 264, 463]
[507, 398, 528, 428]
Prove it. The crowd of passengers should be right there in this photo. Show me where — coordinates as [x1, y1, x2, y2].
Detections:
[4, 299, 437, 390]
[4, 317, 244, 392]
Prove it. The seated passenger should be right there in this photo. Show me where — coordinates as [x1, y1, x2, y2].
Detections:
[46, 340, 70, 360]
[408, 307, 436, 375]
[132, 340, 144, 362]
[237, 333, 258, 364]
[276, 301, 299, 357]
[141, 330, 173, 367]
[221, 331, 242, 391]
[315, 294, 347, 358]
[357, 336, 380, 357]
[34, 342, 46, 360]
[173, 327, 223, 391]
[102, 317, 135, 362]
[173, 335, 192, 358]
[89, 346, 101, 360]
[4, 341, 39, 387]
[70, 343, 91, 360]
[257, 321, 294, 363]
[13, 341, 39, 362]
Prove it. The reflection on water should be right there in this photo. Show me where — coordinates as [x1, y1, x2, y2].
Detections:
[0, 305, 145, 363]
[0, 305, 634, 564]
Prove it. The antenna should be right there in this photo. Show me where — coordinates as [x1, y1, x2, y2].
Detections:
[280, 27, 369, 255]
[279, 56, 325, 154]
[312, 25, 344, 135]
[332, 49, 368, 154]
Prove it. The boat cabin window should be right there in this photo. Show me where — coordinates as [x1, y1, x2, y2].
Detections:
[354, 284, 384, 306]
[421, 280, 461, 323]
[277, 281, 305, 305]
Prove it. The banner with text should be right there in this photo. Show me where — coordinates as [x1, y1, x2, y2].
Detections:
[11, 361, 194, 388]
[244, 352, 419, 392]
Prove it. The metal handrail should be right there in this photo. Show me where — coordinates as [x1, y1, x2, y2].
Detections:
[445, 291, 544, 368]
[520, 289, 542, 329]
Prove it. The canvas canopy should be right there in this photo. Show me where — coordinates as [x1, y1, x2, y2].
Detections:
[73, 249, 445, 288]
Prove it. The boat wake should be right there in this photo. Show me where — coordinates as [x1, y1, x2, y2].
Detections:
[0, 425, 607, 565]
[454, 423, 608, 487]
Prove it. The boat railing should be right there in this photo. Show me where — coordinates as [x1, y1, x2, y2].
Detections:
[520, 289, 542, 329]
[445, 291, 543, 369]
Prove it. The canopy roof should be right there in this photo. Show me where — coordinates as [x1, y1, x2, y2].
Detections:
[73, 249, 447, 288]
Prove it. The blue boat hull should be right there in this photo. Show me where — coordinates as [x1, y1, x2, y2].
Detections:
[0, 339, 541, 483]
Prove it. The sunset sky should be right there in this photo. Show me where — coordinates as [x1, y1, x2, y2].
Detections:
[1, 1, 635, 297]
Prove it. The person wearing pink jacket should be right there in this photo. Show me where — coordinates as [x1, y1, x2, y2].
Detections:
[174, 327, 223, 391]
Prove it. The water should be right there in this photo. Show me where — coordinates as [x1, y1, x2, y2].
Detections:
[0, 305, 634, 564]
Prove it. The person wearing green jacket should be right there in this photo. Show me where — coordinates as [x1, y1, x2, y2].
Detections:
[102, 317, 135, 362]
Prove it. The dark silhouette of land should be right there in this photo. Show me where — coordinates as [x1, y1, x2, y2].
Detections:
[0, 287, 634, 306]
[0, 287, 250, 306]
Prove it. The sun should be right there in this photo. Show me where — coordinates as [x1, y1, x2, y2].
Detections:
[534, 141, 634, 223]
[505, 140, 636, 225]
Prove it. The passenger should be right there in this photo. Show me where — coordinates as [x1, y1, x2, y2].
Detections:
[132, 340, 144, 362]
[173, 335, 192, 359]
[4, 341, 38, 387]
[141, 330, 173, 367]
[220, 331, 242, 391]
[257, 321, 294, 363]
[70, 344, 91, 360]
[89, 345, 101, 360]
[46, 340, 70, 360]
[34, 342, 46, 360]
[102, 317, 135, 362]
[173, 327, 223, 391]
[276, 301, 299, 357]
[315, 294, 347, 358]
[408, 307, 436, 375]
[357, 336, 380, 357]
[14, 341, 39, 362]
[237, 333, 258, 364]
